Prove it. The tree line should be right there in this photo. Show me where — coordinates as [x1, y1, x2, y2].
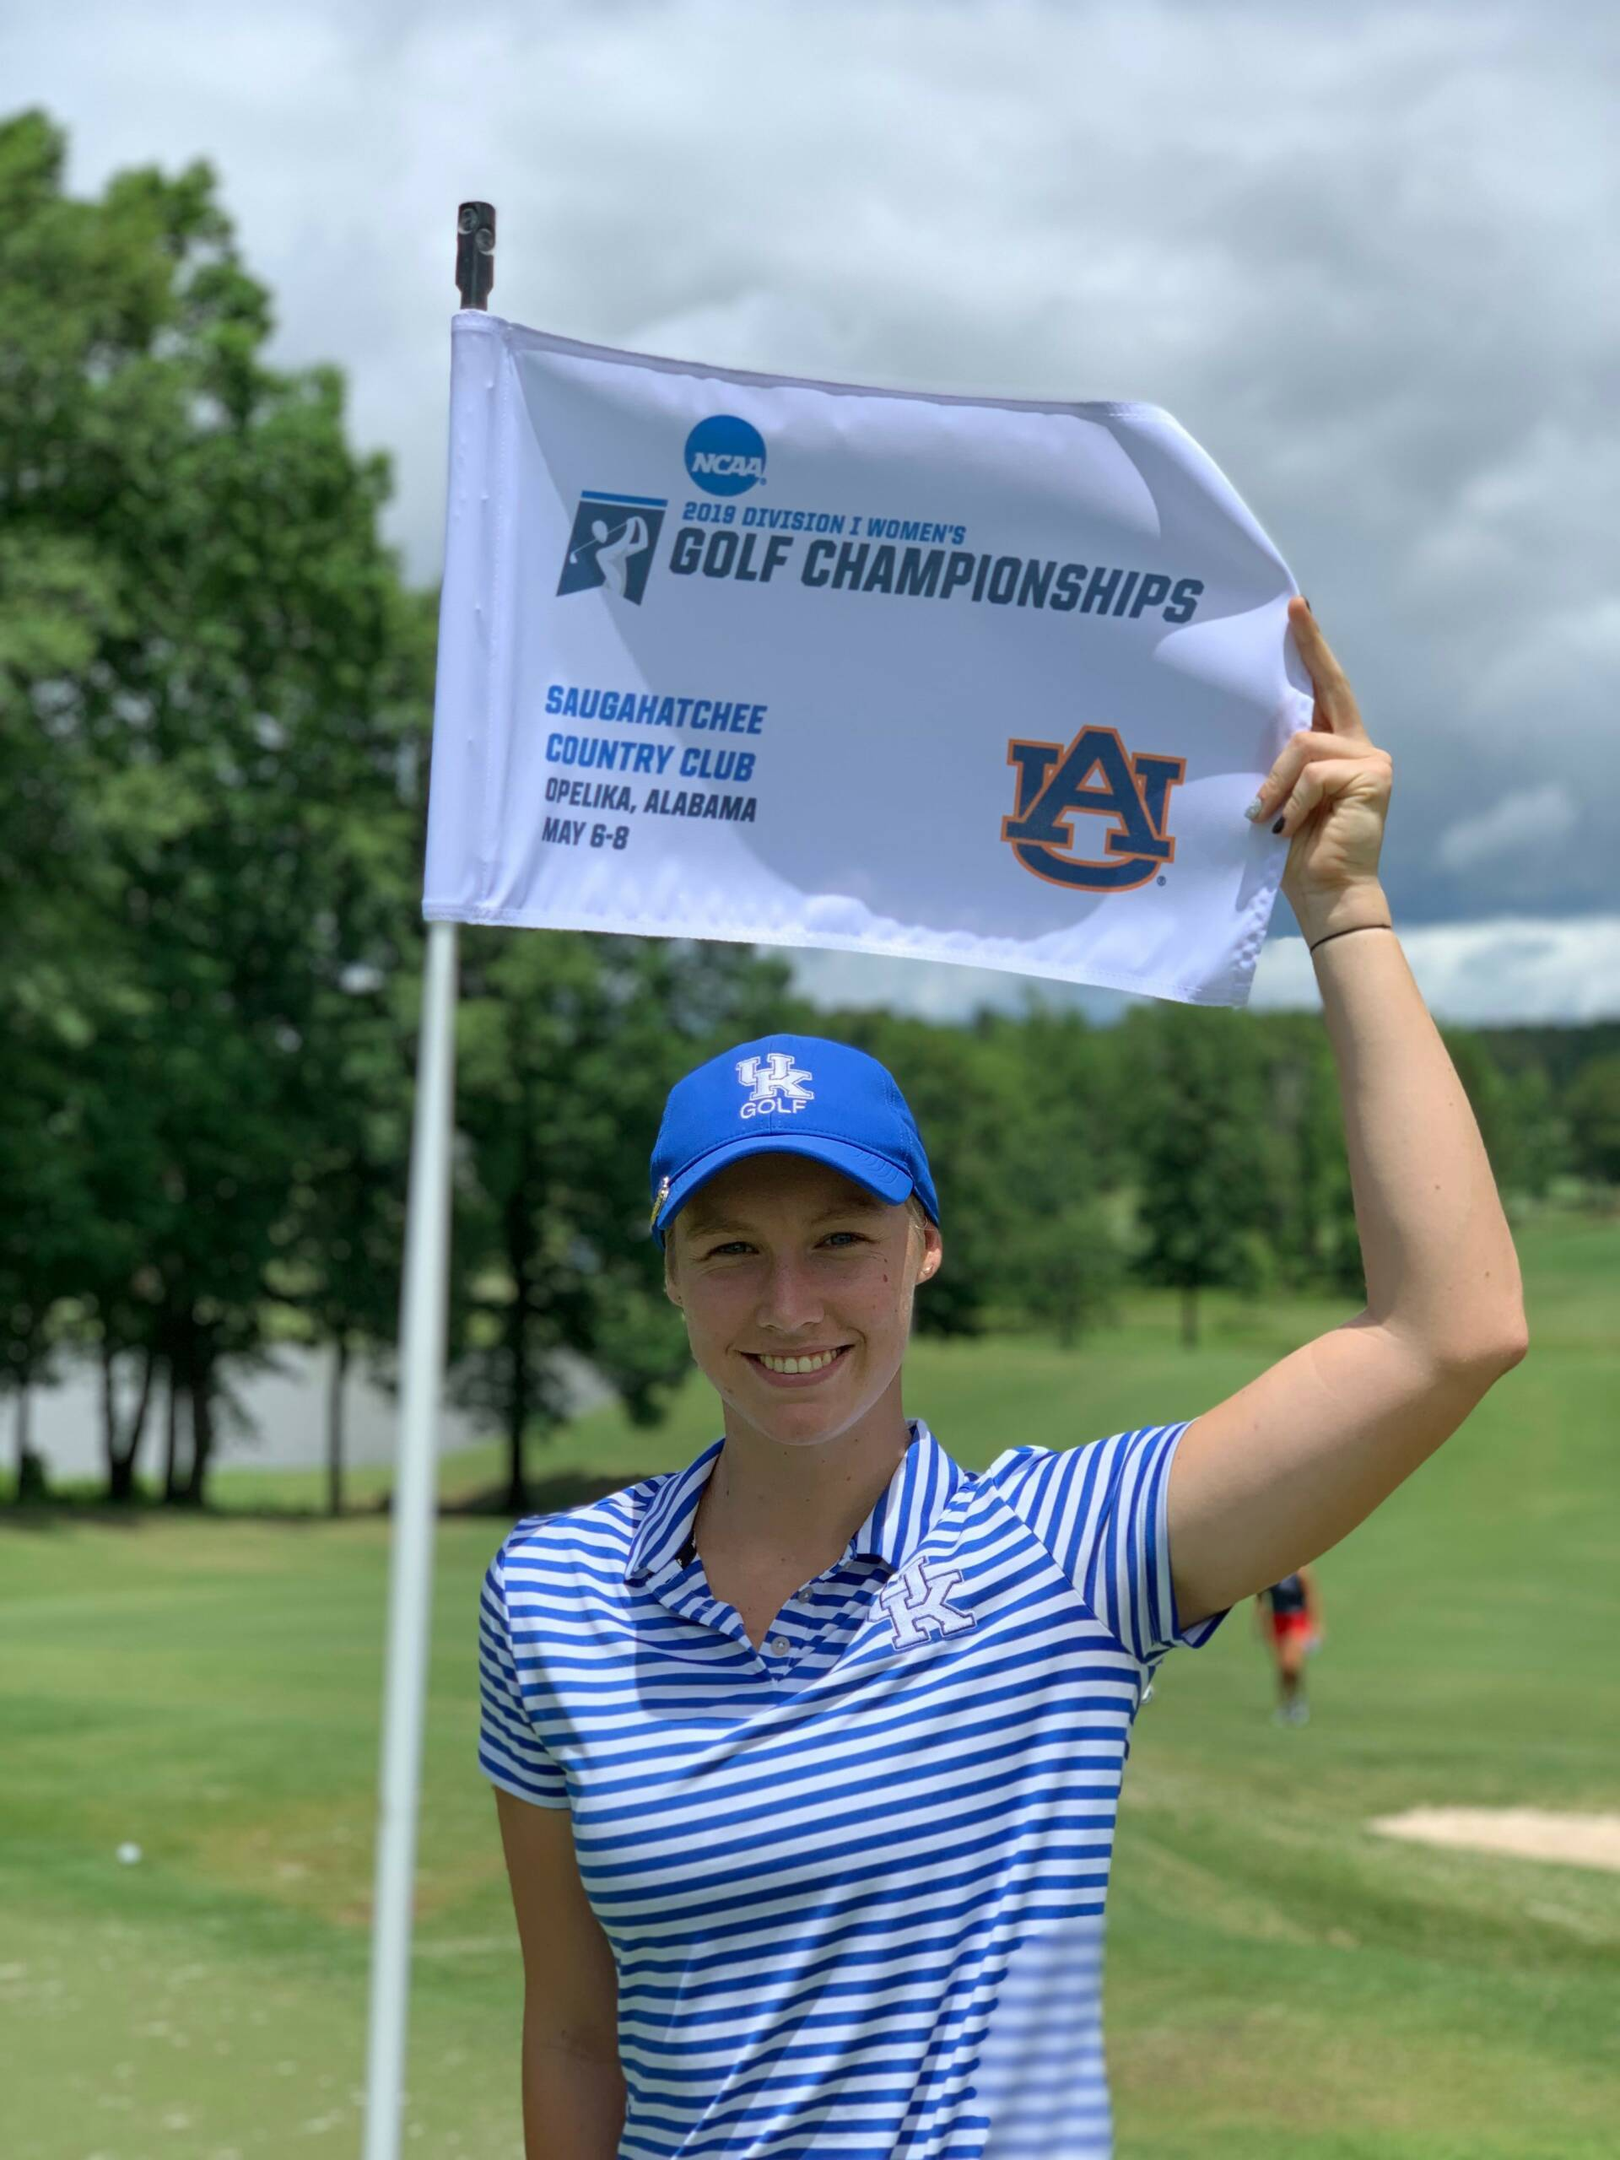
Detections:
[4, 112, 1615, 1514]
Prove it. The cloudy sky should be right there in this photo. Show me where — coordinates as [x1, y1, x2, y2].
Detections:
[9, 0, 1617, 1024]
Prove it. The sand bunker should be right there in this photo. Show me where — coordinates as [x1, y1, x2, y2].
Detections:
[1370, 1808, 1620, 1873]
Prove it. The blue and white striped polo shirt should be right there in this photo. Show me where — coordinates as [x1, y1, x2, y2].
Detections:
[478, 1420, 1223, 2160]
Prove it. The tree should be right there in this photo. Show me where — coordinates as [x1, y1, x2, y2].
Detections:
[0, 1005, 94, 1500]
[967, 1005, 1130, 1342]
[272, 965, 418, 1517]
[0, 111, 426, 1502]
[0, 114, 132, 1495]
[1249, 1013, 1362, 1298]
[999, 1196, 1123, 1348]
[1500, 1063, 1567, 1200]
[1565, 1055, 1620, 1188]
[1125, 1005, 1275, 1347]
[271, 589, 436, 1514]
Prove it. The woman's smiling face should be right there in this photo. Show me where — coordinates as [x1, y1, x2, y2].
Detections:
[664, 1152, 942, 1450]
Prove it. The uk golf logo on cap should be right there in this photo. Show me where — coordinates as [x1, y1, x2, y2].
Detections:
[557, 490, 667, 605]
[685, 415, 767, 497]
[736, 1051, 813, 1119]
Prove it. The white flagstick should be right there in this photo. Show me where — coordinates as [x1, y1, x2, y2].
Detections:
[361, 915, 459, 2160]
[361, 199, 495, 2160]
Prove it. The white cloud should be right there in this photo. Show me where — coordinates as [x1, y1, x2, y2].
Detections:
[1250, 915, 1620, 1026]
[795, 914, 1620, 1028]
[1438, 782, 1577, 873]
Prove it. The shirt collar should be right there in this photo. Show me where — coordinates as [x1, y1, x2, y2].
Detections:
[850, 1421, 963, 1571]
[624, 1421, 963, 1585]
[625, 1436, 725, 1582]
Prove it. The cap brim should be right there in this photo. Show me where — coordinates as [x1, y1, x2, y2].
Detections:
[655, 1132, 913, 1242]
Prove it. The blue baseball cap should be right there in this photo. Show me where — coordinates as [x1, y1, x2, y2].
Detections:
[650, 1034, 939, 1245]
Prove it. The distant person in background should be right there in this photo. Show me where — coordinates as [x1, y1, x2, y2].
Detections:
[1257, 1566, 1322, 1724]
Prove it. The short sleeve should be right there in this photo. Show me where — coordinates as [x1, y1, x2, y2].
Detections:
[989, 1423, 1226, 1664]
[477, 1539, 570, 1809]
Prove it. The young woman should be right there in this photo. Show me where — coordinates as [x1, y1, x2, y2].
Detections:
[1257, 1565, 1323, 1725]
[478, 599, 1526, 2160]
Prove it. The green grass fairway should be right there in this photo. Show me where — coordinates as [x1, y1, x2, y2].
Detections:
[4, 1212, 1618, 2157]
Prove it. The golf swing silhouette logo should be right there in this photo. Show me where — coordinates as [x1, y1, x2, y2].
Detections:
[556, 490, 667, 604]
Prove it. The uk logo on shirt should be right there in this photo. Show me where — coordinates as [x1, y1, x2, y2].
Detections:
[879, 1560, 975, 1649]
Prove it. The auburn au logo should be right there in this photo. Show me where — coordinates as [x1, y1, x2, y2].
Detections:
[1001, 725, 1186, 891]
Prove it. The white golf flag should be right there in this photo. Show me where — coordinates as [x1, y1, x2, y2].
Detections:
[424, 313, 1310, 1005]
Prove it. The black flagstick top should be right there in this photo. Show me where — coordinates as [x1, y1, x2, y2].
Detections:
[456, 201, 496, 311]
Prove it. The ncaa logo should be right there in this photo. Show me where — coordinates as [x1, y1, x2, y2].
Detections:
[1001, 724, 1186, 892]
[736, 1051, 813, 1119]
[685, 415, 767, 497]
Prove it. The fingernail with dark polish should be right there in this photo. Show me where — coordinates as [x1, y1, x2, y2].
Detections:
[1271, 817, 1286, 835]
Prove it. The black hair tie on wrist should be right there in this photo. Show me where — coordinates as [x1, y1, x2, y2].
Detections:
[1308, 921, 1394, 955]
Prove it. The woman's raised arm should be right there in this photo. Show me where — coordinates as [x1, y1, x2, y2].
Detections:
[1167, 599, 1527, 1628]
